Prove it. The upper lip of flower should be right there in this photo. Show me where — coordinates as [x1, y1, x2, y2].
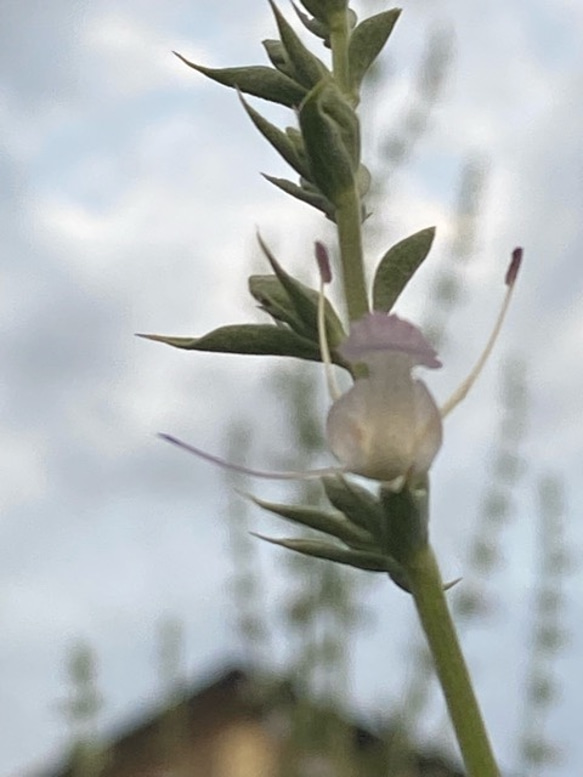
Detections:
[338, 312, 442, 369]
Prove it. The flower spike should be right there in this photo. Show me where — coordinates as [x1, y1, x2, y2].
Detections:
[440, 247, 523, 419]
[159, 433, 346, 480]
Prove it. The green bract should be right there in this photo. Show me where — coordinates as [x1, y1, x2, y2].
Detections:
[173, 54, 306, 106]
[269, 0, 330, 88]
[239, 95, 312, 180]
[348, 9, 401, 95]
[261, 174, 335, 218]
[249, 475, 431, 593]
[249, 494, 375, 549]
[137, 325, 322, 362]
[299, 81, 358, 205]
[372, 226, 436, 312]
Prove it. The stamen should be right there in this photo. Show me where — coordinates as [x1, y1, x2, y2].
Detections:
[159, 433, 346, 480]
[505, 247, 523, 286]
[316, 242, 341, 401]
[440, 248, 523, 418]
[315, 241, 332, 283]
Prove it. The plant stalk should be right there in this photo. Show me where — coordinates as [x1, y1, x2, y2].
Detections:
[335, 185, 369, 322]
[328, 6, 368, 322]
[406, 545, 500, 777]
[328, 10, 351, 98]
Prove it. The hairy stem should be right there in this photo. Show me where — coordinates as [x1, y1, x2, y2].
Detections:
[328, 7, 367, 321]
[328, 10, 351, 99]
[335, 185, 369, 321]
[406, 545, 500, 777]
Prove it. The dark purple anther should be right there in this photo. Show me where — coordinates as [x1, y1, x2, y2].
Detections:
[506, 247, 523, 286]
[315, 241, 332, 284]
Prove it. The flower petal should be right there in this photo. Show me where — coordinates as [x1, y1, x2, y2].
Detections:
[338, 313, 441, 369]
[410, 379, 443, 474]
[326, 362, 442, 483]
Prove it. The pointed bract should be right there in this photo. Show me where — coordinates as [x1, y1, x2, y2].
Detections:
[321, 475, 384, 535]
[292, 3, 330, 41]
[262, 173, 335, 219]
[256, 233, 346, 348]
[249, 495, 374, 549]
[268, 0, 330, 88]
[238, 92, 312, 179]
[348, 9, 401, 94]
[299, 82, 359, 204]
[253, 533, 393, 572]
[372, 227, 436, 313]
[174, 52, 306, 107]
[137, 324, 322, 362]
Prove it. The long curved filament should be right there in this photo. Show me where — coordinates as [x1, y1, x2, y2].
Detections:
[159, 434, 346, 480]
[440, 248, 522, 419]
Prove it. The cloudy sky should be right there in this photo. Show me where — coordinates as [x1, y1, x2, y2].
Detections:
[3, 0, 583, 775]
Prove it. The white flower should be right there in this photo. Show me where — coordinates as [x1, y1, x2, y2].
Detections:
[326, 313, 442, 484]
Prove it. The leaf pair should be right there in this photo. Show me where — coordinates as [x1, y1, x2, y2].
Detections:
[138, 237, 347, 365]
[139, 228, 437, 361]
[251, 474, 431, 593]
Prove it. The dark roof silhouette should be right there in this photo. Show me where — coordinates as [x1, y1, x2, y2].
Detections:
[30, 665, 465, 777]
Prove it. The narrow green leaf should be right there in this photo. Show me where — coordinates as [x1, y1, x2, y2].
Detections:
[292, 4, 330, 41]
[285, 126, 305, 154]
[248, 275, 306, 330]
[269, 0, 330, 88]
[321, 475, 383, 536]
[372, 226, 436, 312]
[254, 533, 392, 572]
[174, 52, 306, 107]
[249, 495, 374, 549]
[319, 83, 360, 168]
[248, 274, 347, 366]
[137, 325, 322, 361]
[299, 81, 356, 204]
[298, 0, 328, 23]
[348, 9, 401, 93]
[238, 94, 312, 180]
[256, 234, 346, 347]
[262, 173, 335, 219]
[261, 39, 295, 78]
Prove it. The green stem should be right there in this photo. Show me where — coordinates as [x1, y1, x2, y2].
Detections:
[406, 545, 500, 777]
[328, 6, 368, 322]
[335, 185, 369, 322]
[328, 10, 351, 98]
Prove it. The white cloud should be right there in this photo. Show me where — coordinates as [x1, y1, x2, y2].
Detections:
[0, 430, 50, 511]
[83, 11, 208, 97]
